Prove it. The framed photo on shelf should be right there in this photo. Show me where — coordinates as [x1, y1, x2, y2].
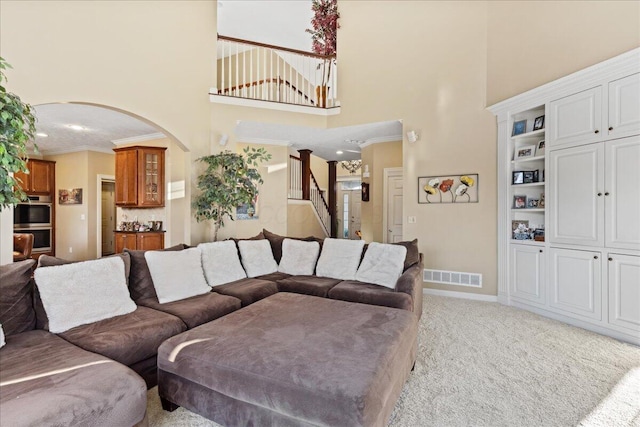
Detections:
[523, 171, 535, 184]
[512, 171, 524, 185]
[512, 219, 529, 232]
[536, 139, 545, 156]
[528, 199, 539, 208]
[533, 115, 545, 131]
[513, 195, 527, 209]
[515, 144, 536, 160]
[512, 120, 527, 136]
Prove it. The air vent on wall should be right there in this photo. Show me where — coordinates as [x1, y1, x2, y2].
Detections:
[423, 269, 482, 288]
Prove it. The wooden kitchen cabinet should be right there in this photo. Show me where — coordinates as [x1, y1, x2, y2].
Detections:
[14, 159, 55, 195]
[114, 231, 164, 253]
[113, 146, 166, 207]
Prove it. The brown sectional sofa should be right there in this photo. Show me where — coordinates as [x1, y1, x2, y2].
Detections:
[0, 231, 424, 427]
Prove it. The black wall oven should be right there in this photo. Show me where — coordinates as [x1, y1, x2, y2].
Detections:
[14, 195, 53, 253]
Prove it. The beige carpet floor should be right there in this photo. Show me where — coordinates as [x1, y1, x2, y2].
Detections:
[147, 295, 640, 427]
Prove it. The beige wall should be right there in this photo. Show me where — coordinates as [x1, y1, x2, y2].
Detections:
[287, 202, 327, 239]
[486, 1, 640, 105]
[360, 141, 402, 243]
[86, 151, 117, 258]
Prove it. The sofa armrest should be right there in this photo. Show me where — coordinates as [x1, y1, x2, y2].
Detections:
[395, 254, 424, 318]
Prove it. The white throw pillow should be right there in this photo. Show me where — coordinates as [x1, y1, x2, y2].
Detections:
[315, 238, 366, 280]
[198, 240, 247, 286]
[238, 239, 278, 278]
[0, 323, 5, 349]
[34, 257, 136, 334]
[145, 247, 211, 303]
[278, 239, 321, 275]
[355, 242, 407, 289]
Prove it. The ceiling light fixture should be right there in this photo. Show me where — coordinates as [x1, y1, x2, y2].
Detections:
[36, 132, 48, 138]
[336, 150, 343, 155]
[66, 124, 86, 131]
[340, 160, 362, 175]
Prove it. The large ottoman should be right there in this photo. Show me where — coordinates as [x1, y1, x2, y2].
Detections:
[157, 293, 418, 427]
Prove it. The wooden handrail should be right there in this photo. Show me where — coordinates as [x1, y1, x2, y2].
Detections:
[216, 77, 314, 104]
[289, 155, 300, 161]
[311, 171, 330, 212]
[218, 34, 335, 60]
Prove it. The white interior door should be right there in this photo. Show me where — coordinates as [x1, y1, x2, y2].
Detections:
[101, 181, 116, 256]
[385, 171, 403, 243]
[349, 190, 361, 240]
[337, 181, 362, 239]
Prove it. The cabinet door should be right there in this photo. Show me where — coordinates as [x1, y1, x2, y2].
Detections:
[137, 148, 165, 207]
[608, 73, 640, 139]
[608, 253, 640, 332]
[114, 233, 136, 253]
[549, 247, 602, 321]
[29, 160, 53, 194]
[510, 244, 545, 306]
[136, 232, 164, 251]
[605, 136, 640, 250]
[115, 150, 138, 206]
[548, 87, 603, 147]
[548, 144, 604, 246]
[13, 168, 30, 192]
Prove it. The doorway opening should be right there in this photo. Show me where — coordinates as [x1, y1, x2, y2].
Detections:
[383, 168, 404, 243]
[337, 178, 362, 239]
[98, 176, 116, 257]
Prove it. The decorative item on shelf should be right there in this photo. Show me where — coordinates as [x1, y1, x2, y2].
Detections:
[418, 174, 478, 204]
[512, 219, 529, 232]
[513, 194, 526, 209]
[536, 139, 545, 156]
[523, 171, 537, 184]
[58, 188, 83, 205]
[533, 115, 545, 131]
[515, 144, 536, 160]
[361, 182, 370, 202]
[534, 228, 545, 242]
[527, 199, 539, 208]
[512, 221, 531, 240]
[538, 193, 545, 208]
[512, 171, 524, 185]
[512, 120, 527, 136]
[340, 159, 362, 174]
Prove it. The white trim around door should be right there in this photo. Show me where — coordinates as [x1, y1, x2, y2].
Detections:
[383, 167, 403, 243]
[96, 174, 115, 258]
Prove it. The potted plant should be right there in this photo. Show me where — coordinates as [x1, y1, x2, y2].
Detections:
[306, 0, 340, 108]
[0, 57, 37, 211]
[192, 146, 271, 241]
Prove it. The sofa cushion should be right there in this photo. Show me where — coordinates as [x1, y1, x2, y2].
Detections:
[238, 240, 278, 278]
[396, 239, 420, 271]
[145, 247, 211, 303]
[34, 256, 137, 334]
[0, 259, 36, 336]
[198, 240, 247, 286]
[125, 243, 188, 302]
[256, 271, 292, 282]
[137, 292, 241, 329]
[277, 238, 320, 275]
[355, 242, 407, 289]
[277, 275, 341, 297]
[315, 238, 366, 280]
[58, 305, 186, 366]
[328, 280, 413, 311]
[0, 330, 147, 427]
[262, 229, 323, 263]
[213, 278, 278, 307]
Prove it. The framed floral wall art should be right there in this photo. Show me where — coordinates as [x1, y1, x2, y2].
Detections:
[418, 174, 478, 204]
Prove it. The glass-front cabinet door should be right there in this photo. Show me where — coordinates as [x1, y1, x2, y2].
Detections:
[138, 147, 165, 207]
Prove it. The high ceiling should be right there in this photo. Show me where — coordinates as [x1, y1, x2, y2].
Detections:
[30, 4, 402, 160]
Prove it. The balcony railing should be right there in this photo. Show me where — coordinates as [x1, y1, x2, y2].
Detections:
[212, 35, 337, 108]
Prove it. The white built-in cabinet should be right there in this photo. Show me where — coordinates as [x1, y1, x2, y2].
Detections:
[489, 48, 640, 345]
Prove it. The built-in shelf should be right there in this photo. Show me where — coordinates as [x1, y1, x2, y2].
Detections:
[512, 155, 545, 164]
[511, 182, 545, 188]
[511, 128, 545, 140]
[512, 208, 545, 213]
[510, 239, 545, 246]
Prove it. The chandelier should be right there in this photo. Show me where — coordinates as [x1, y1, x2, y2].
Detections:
[340, 160, 362, 174]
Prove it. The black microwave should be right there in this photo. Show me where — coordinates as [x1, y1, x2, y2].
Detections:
[14, 195, 53, 228]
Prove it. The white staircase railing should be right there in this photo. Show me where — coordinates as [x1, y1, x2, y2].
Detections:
[213, 35, 337, 108]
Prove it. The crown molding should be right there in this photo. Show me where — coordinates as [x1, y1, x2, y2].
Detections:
[112, 132, 166, 146]
[41, 145, 116, 156]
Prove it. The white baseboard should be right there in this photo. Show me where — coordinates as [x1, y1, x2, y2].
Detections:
[423, 288, 498, 302]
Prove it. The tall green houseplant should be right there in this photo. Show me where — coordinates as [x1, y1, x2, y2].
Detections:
[0, 57, 37, 211]
[193, 147, 271, 241]
[306, 0, 340, 107]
